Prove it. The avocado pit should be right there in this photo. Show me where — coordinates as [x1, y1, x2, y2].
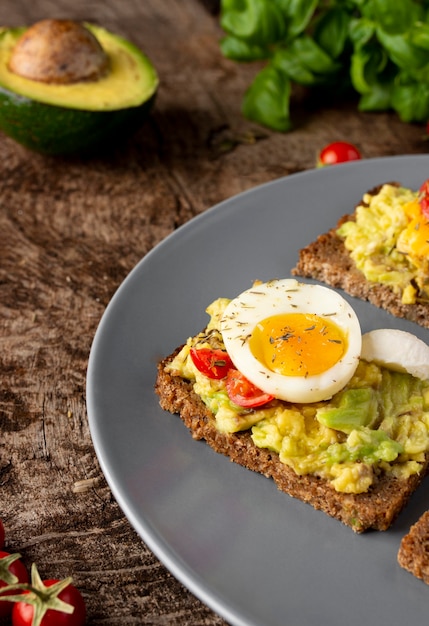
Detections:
[8, 19, 109, 84]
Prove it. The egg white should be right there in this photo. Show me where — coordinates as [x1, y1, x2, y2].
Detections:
[220, 278, 362, 403]
[361, 328, 429, 380]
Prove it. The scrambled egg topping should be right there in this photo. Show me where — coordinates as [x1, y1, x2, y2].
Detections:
[337, 183, 429, 304]
[166, 299, 429, 495]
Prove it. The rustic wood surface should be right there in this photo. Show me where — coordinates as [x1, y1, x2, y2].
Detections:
[1, 1, 429, 624]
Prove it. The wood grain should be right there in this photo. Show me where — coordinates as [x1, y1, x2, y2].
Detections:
[1, 0, 428, 623]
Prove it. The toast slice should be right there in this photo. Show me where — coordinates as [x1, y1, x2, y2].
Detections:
[155, 348, 429, 533]
[398, 511, 429, 584]
[292, 183, 429, 329]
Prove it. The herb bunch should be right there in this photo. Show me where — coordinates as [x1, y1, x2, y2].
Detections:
[219, 0, 429, 131]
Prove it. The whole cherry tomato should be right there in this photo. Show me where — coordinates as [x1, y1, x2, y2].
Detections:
[0, 519, 4, 549]
[0, 551, 29, 617]
[12, 578, 86, 626]
[226, 369, 274, 408]
[317, 141, 361, 167]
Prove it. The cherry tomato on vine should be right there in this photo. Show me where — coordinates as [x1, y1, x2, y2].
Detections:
[225, 369, 274, 408]
[419, 179, 429, 218]
[0, 519, 4, 549]
[317, 141, 361, 167]
[12, 578, 86, 626]
[0, 551, 29, 617]
[190, 347, 234, 379]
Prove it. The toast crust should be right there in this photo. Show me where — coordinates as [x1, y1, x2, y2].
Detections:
[398, 511, 429, 584]
[155, 349, 429, 533]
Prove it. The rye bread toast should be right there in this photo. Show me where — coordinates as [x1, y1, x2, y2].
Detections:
[155, 348, 429, 533]
[291, 183, 429, 329]
[398, 511, 429, 584]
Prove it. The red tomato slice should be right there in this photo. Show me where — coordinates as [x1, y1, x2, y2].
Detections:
[225, 369, 274, 408]
[318, 141, 361, 167]
[419, 179, 429, 218]
[190, 347, 234, 379]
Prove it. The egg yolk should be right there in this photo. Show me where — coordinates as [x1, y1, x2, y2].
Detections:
[249, 313, 347, 377]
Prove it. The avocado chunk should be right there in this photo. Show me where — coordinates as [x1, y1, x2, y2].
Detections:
[316, 388, 379, 433]
[0, 20, 158, 154]
[325, 427, 403, 466]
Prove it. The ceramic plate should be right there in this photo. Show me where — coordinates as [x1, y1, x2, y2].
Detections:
[87, 155, 429, 626]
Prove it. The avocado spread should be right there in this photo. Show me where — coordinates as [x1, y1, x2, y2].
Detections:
[337, 183, 429, 305]
[167, 298, 429, 494]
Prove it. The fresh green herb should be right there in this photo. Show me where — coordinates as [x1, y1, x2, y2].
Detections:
[219, 0, 429, 131]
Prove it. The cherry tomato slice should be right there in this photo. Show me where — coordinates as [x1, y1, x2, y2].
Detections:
[12, 579, 86, 626]
[419, 179, 429, 218]
[225, 369, 274, 408]
[190, 347, 234, 379]
[318, 141, 361, 167]
[0, 551, 29, 618]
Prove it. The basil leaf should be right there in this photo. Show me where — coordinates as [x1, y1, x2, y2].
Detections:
[409, 22, 429, 51]
[220, 0, 287, 45]
[348, 17, 376, 48]
[289, 35, 340, 74]
[376, 28, 429, 70]
[273, 47, 315, 85]
[220, 35, 270, 61]
[391, 80, 429, 122]
[275, 0, 319, 38]
[313, 7, 351, 59]
[350, 43, 388, 93]
[366, 0, 424, 34]
[291, 35, 339, 74]
[273, 36, 340, 86]
[351, 42, 394, 110]
[242, 65, 292, 131]
[358, 83, 392, 112]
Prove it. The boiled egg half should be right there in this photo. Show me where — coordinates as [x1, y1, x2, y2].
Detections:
[220, 278, 362, 403]
[361, 328, 429, 380]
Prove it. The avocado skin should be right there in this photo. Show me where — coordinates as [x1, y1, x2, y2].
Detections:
[0, 86, 156, 155]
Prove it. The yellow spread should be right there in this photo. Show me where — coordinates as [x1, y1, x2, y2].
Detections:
[337, 183, 429, 304]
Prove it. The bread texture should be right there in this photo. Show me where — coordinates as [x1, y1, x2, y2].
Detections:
[155, 348, 429, 533]
[398, 511, 429, 584]
[291, 184, 429, 329]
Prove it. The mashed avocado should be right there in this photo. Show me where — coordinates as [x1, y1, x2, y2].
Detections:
[336, 183, 429, 305]
[166, 298, 429, 494]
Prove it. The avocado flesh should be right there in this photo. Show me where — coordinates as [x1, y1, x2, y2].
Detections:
[0, 24, 158, 110]
[0, 23, 158, 154]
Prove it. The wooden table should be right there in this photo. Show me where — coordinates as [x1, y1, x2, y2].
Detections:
[1, 1, 428, 624]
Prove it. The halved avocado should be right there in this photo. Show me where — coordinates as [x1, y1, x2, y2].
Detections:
[0, 21, 158, 155]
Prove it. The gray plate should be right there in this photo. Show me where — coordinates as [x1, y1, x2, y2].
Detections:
[87, 155, 429, 626]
